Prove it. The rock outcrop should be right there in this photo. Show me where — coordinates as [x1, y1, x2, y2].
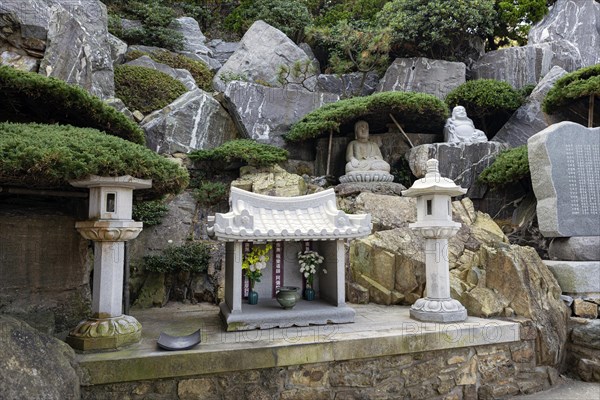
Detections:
[0, 0, 115, 98]
[0, 315, 81, 399]
[213, 20, 316, 92]
[377, 58, 466, 99]
[231, 165, 307, 197]
[493, 66, 566, 147]
[317, 72, 379, 97]
[528, 0, 600, 67]
[223, 81, 339, 148]
[142, 89, 238, 154]
[126, 55, 197, 91]
[349, 197, 568, 366]
[170, 16, 221, 71]
[470, 40, 582, 89]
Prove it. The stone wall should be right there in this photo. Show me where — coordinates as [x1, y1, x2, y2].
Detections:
[81, 322, 560, 400]
[0, 193, 92, 335]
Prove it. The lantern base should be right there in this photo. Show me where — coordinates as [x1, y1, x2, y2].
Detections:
[409, 298, 467, 323]
[66, 314, 142, 351]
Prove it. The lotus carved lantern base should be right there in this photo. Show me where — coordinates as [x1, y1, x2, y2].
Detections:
[66, 314, 142, 351]
[409, 298, 468, 323]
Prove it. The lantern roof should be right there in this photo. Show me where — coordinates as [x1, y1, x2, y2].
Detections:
[402, 159, 467, 197]
[208, 187, 371, 242]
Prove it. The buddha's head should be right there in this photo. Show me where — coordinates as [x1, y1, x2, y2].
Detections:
[354, 120, 369, 140]
[452, 106, 468, 120]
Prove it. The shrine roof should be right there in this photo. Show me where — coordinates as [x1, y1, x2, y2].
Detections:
[207, 187, 371, 241]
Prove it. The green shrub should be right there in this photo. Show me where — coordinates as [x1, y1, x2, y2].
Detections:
[0, 66, 144, 144]
[109, 0, 184, 51]
[543, 64, 600, 114]
[224, 0, 312, 41]
[285, 91, 448, 142]
[194, 181, 229, 206]
[478, 145, 530, 187]
[311, 0, 388, 27]
[376, 0, 496, 62]
[114, 65, 188, 114]
[190, 139, 289, 167]
[0, 122, 189, 197]
[445, 79, 523, 136]
[127, 49, 214, 92]
[133, 200, 169, 226]
[490, 0, 549, 50]
[143, 242, 211, 273]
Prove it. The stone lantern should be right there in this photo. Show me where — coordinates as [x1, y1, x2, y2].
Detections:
[402, 159, 468, 322]
[66, 175, 151, 350]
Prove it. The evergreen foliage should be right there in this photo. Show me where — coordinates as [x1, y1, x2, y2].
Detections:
[0, 122, 189, 196]
[189, 139, 289, 167]
[478, 145, 530, 187]
[143, 242, 211, 273]
[543, 64, 600, 114]
[376, 0, 496, 61]
[285, 91, 448, 142]
[133, 200, 169, 226]
[114, 64, 188, 114]
[194, 181, 229, 206]
[445, 79, 524, 135]
[0, 66, 145, 145]
[127, 49, 214, 92]
[224, 0, 312, 42]
[490, 0, 550, 49]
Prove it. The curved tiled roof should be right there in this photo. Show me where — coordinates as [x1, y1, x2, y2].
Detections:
[208, 187, 371, 241]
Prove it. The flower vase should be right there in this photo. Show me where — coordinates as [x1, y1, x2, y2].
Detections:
[304, 287, 315, 301]
[248, 290, 258, 305]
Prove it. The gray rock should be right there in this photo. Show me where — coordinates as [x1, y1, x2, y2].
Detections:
[471, 40, 582, 89]
[142, 88, 238, 154]
[493, 66, 566, 147]
[571, 319, 600, 350]
[107, 32, 127, 66]
[179, 50, 222, 71]
[353, 193, 415, 231]
[0, 315, 81, 399]
[223, 81, 339, 148]
[549, 237, 600, 261]
[207, 39, 239, 64]
[126, 55, 197, 91]
[407, 141, 507, 198]
[335, 182, 407, 198]
[0, 48, 38, 71]
[528, 122, 600, 237]
[529, 0, 600, 67]
[121, 18, 142, 31]
[299, 42, 321, 74]
[104, 97, 134, 121]
[1, 0, 115, 99]
[317, 72, 379, 97]
[544, 260, 600, 296]
[214, 20, 316, 92]
[377, 57, 466, 99]
[170, 16, 207, 53]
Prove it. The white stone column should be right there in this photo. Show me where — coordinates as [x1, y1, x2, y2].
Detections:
[93, 242, 125, 318]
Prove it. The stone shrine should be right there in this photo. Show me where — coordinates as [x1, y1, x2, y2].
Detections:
[528, 121, 600, 299]
[443, 106, 488, 143]
[208, 187, 371, 331]
[339, 120, 394, 183]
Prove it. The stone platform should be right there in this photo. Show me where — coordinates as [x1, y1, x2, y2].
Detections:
[545, 260, 600, 297]
[77, 303, 520, 386]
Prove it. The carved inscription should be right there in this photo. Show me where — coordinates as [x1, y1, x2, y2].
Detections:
[565, 144, 600, 216]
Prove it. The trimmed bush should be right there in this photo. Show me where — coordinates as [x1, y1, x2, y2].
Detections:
[445, 79, 523, 136]
[0, 66, 144, 144]
[478, 145, 530, 187]
[285, 91, 448, 142]
[189, 139, 289, 167]
[127, 49, 214, 92]
[133, 200, 169, 226]
[143, 242, 211, 274]
[543, 64, 600, 114]
[114, 64, 188, 114]
[0, 122, 189, 197]
[194, 181, 229, 206]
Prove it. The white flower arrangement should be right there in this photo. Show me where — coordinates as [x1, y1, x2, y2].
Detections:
[297, 250, 326, 287]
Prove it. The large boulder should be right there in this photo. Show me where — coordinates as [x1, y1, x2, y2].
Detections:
[528, 0, 600, 67]
[207, 39, 239, 65]
[316, 72, 379, 97]
[493, 66, 566, 147]
[349, 197, 569, 366]
[223, 81, 339, 148]
[213, 20, 316, 92]
[169, 17, 221, 71]
[0, 0, 115, 99]
[407, 142, 507, 198]
[376, 57, 466, 99]
[470, 40, 582, 89]
[0, 315, 81, 399]
[231, 165, 307, 197]
[107, 33, 127, 67]
[126, 55, 197, 91]
[142, 89, 238, 154]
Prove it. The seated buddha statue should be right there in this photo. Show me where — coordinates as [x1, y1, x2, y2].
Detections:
[444, 106, 488, 143]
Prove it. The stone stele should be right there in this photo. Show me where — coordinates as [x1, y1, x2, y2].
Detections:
[528, 121, 600, 237]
